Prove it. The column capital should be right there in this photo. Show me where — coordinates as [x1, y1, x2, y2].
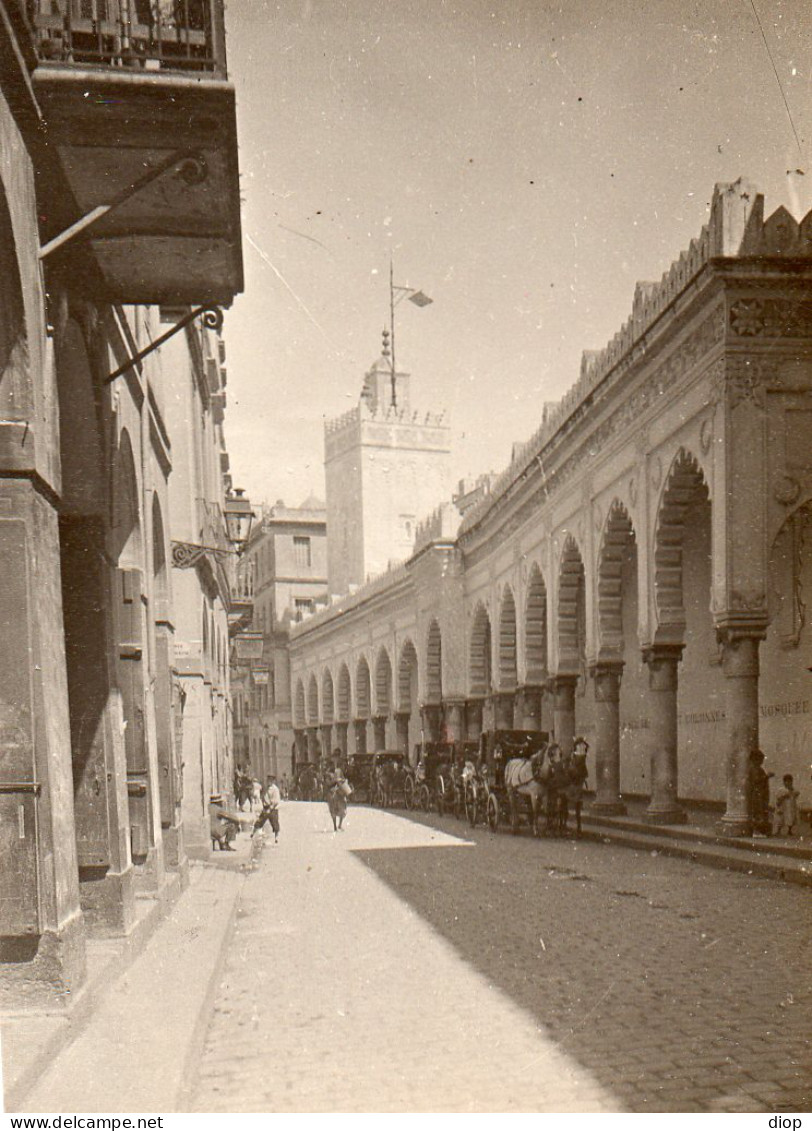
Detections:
[550, 672, 579, 689]
[590, 660, 624, 703]
[642, 643, 684, 666]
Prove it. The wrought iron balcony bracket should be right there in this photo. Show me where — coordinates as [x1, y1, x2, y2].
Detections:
[39, 149, 209, 261]
[104, 305, 223, 386]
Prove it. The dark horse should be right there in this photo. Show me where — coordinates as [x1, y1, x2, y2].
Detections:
[297, 764, 320, 802]
[376, 760, 405, 808]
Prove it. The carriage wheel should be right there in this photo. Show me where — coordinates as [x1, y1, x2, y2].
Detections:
[404, 776, 415, 810]
[486, 793, 500, 832]
[454, 788, 465, 821]
[418, 783, 431, 812]
[436, 777, 446, 815]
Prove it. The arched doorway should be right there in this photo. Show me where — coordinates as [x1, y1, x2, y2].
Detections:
[554, 536, 586, 756]
[595, 500, 640, 811]
[397, 639, 420, 761]
[650, 448, 717, 821]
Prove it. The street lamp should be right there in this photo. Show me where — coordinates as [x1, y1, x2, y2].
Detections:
[389, 257, 432, 409]
[224, 488, 255, 552]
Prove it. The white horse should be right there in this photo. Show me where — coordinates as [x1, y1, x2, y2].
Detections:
[503, 749, 549, 834]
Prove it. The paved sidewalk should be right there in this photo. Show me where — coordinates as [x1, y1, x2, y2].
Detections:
[11, 865, 243, 1113]
[190, 803, 619, 1113]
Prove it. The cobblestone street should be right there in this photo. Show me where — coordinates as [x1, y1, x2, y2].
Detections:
[190, 802, 811, 1113]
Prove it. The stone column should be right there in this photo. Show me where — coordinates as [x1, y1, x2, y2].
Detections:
[465, 698, 484, 742]
[591, 661, 626, 814]
[321, 724, 334, 759]
[552, 674, 578, 755]
[718, 629, 764, 836]
[292, 729, 306, 771]
[335, 722, 349, 758]
[372, 716, 387, 751]
[354, 718, 368, 755]
[517, 685, 542, 731]
[394, 712, 410, 758]
[643, 645, 686, 824]
[494, 691, 515, 730]
[421, 703, 442, 742]
[443, 700, 465, 744]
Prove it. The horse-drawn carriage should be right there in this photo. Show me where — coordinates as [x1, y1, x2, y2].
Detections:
[345, 752, 376, 803]
[479, 729, 550, 835]
[408, 741, 479, 816]
[369, 751, 411, 808]
[292, 762, 322, 801]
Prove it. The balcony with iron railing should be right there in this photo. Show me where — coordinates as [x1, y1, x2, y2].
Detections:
[29, 0, 226, 75]
[28, 0, 242, 306]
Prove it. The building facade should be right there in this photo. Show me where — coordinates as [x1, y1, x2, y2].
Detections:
[325, 338, 451, 596]
[0, 0, 242, 1003]
[290, 181, 812, 834]
[233, 499, 328, 784]
[163, 317, 235, 853]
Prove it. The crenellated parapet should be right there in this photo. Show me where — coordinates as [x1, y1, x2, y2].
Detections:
[413, 502, 462, 554]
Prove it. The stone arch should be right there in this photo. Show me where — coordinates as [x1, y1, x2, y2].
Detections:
[524, 563, 548, 683]
[306, 673, 319, 725]
[0, 180, 27, 385]
[557, 536, 586, 673]
[321, 669, 335, 724]
[469, 602, 492, 696]
[152, 494, 168, 609]
[653, 448, 711, 643]
[597, 500, 637, 658]
[293, 678, 306, 728]
[425, 619, 442, 702]
[355, 655, 371, 718]
[397, 639, 419, 712]
[498, 586, 518, 690]
[336, 663, 351, 722]
[111, 428, 142, 567]
[374, 647, 393, 716]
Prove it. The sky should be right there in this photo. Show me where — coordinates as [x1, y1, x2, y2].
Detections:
[221, 0, 812, 511]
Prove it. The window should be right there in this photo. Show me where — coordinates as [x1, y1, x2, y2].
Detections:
[293, 535, 312, 569]
[295, 598, 315, 622]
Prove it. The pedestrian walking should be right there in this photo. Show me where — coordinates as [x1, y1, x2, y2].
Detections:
[568, 736, 590, 836]
[252, 775, 282, 842]
[773, 774, 800, 836]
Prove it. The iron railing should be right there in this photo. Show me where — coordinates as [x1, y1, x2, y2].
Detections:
[29, 0, 226, 75]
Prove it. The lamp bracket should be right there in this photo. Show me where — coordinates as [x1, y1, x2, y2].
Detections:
[172, 540, 236, 569]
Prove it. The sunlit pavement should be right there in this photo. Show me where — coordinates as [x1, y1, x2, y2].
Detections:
[189, 802, 619, 1113]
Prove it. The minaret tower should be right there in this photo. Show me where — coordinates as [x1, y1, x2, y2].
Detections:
[324, 331, 451, 596]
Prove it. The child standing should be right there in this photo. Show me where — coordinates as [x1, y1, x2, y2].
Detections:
[773, 774, 800, 837]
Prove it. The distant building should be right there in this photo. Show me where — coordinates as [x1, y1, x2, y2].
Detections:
[235, 498, 328, 782]
[324, 332, 451, 595]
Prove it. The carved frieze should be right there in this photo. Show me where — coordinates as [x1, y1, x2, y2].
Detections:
[461, 308, 724, 561]
[730, 298, 812, 339]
